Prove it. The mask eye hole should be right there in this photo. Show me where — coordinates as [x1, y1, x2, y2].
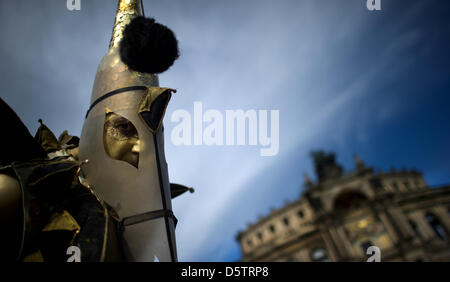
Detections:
[106, 115, 138, 140]
[103, 110, 140, 168]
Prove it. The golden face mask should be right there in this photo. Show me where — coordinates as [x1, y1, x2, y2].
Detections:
[78, 0, 180, 262]
[81, 87, 177, 262]
[103, 110, 140, 168]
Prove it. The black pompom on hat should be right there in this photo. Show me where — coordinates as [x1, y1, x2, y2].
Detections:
[120, 16, 179, 74]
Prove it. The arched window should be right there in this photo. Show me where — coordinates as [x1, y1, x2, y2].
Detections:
[257, 232, 263, 241]
[269, 225, 275, 233]
[310, 248, 330, 262]
[334, 191, 368, 210]
[426, 213, 448, 240]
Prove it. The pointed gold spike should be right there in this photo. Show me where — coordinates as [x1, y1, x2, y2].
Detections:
[110, 0, 142, 49]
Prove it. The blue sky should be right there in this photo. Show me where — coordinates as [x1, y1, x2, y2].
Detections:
[1, 0, 449, 261]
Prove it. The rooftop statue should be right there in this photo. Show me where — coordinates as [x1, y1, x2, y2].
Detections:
[311, 150, 343, 182]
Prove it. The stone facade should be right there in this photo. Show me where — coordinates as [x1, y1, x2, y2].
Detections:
[237, 153, 450, 262]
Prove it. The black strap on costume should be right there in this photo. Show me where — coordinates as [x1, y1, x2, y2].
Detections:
[118, 209, 178, 231]
[116, 209, 177, 261]
[85, 86, 148, 118]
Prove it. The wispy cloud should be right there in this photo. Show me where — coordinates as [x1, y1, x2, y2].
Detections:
[0, 0, 446, 262]
[165, 0, 434, 261]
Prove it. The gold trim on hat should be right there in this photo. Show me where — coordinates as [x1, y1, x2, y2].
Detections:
[110, 0, 142, 49]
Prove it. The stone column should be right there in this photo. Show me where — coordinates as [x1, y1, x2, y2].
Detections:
[432, 206, 450, 235]
[335, 227, 358, 258]
[322, 228, 342, 261]
[410, 211, 435, 240]
[378, 211, 400, 243]
[388, 207, 414, 239]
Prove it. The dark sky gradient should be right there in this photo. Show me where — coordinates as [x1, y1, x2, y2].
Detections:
[0, 0, 449, 261]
